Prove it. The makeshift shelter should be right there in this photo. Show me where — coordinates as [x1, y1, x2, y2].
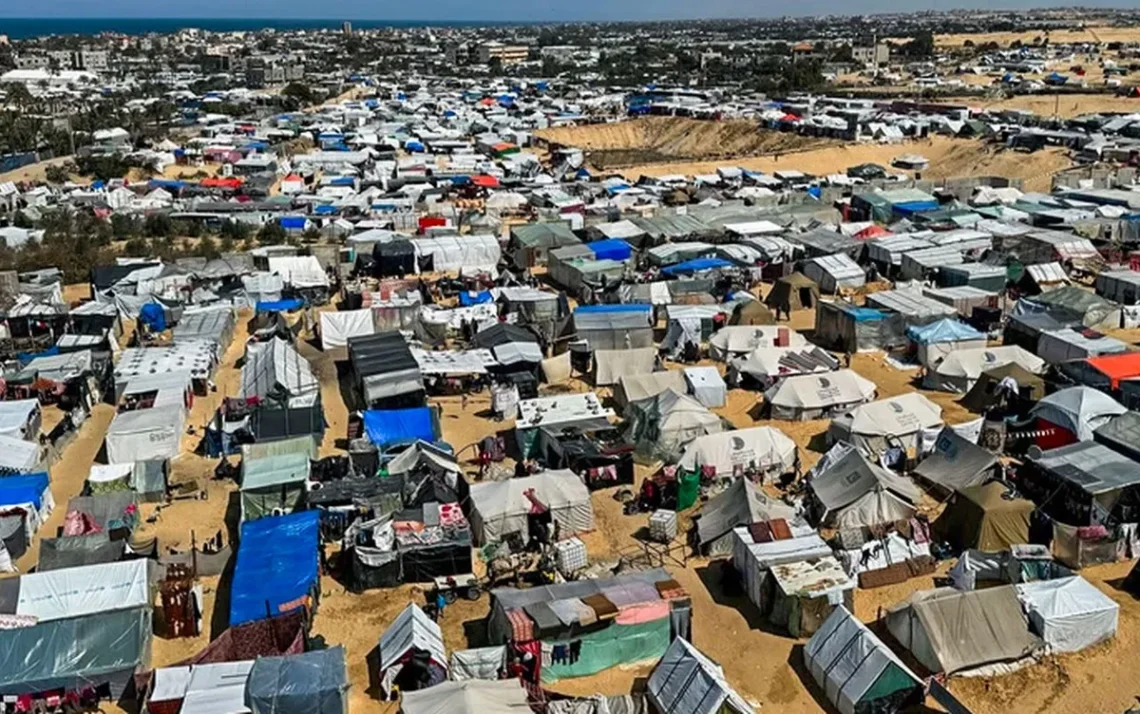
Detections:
[246, 647, 348, 714]
[693, 477, 800, 556]
[624, 389, 723, 462]
[730, 300, 776, 326]
[241, 338, 319, 407]
[683, 366, 727, 408]
[829, 393, 943, 461]
[362, 407, 438, 450]
[959, 363, 1047, 414]
[884, 585, 1041, 675]
[906, 319, 987, 370]
[147, 659, 254, 714]
[319, 309, 375, 352]
[105, 404, 186, 464]
[934, 482, 1033, 552]
[240, 450, 310, 521]
[1015, 576, 1119, 654]
[573, 304, 654, 350]
[1038, 327, 1127, 364]
[765, 370, 876, 421]
[764, 272, 820, 313]
[378, 603, 447, 697]
[0, 433, 43, 475]
[1031, 386, 1126, 445]
[802, 254, 866, 294]
[1026, 442, 1140, 526]
[1094, 411, 1140, 462]
[87, 461, 168, 503]
[0, 399, 40, 441]
[807, 442, 921, 530]
[1064, 352, 1140, 393]
[509, 222, 581, 269]
[926, 345, 1045, 393]
[677, 426, 797, 481]
[912, 429, 999, 494]
[803, 606, 924, 714]
[814, 301, 909, 354]
[593, 347, 657, 387]
[709, 325, 806, 361]
[1025, 287, 1121, 330]
[447, 646, 508, 682]
[731, 528, 835, 620]
[37, 532, 124, 572]
[614, 371, 688, 412]
[515, 393, 615, 459]
[413, 234, 501, 273]
[647, 637, 753, 714]
[728, 346, 839, 389]
[0, 559, 153, 697]
[467, 470, 594, 545]
[399, 679, 530, 714]
[769, 555, 856, 637]
[230, 510, 319, 627]
[348, 332, 425, 408]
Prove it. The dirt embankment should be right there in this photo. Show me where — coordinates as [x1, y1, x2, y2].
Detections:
[536, 117, 833, 171]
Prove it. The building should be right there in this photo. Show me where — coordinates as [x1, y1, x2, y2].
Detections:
[791, 42, 818, 62]
[246, 57, 304, 87]
[13, 54, 49, 70]
[476, 42, 530, 66]
[203, 52, 233, 73]
[342, 21, 352, 36]
[852, 42, 890, 66]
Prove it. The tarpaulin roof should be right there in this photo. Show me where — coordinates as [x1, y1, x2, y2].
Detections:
[362, 407, 436, 448]
[0, 472, 49, 510]
[379, 603, 446, 673]
[913, 428, 997, 493]
[1015, 576, 1119, 654]
[230, 510, 320, 627]
[400, 679, 530, 714]
[906, 318, 985, 345]
[246, 646, 348, 714]
[586, 239, 633, 262]
[648, 637, 753, 714]
[1086, 352, 1140, 389]
[934, 482, 1033, 552]
[660, 257, 733, 276]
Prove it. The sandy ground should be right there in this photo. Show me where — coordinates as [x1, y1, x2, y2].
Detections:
[940, 92, 1140, 118]
[616, 135, 1073, 192]
[933, 25, 1140, 48]
[10, 290, 1140, 714]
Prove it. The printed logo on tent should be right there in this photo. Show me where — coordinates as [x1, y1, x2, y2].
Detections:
[731, 436, 746, 451]
[890, 402, 904, 413]
[818, 378, 831, 388]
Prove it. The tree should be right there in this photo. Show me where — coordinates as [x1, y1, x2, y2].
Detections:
[111, 213, 139, 239]
[143, 213, 174, 238]
[3, 83, 34, 111]
[829, 44, 854, 63]
[44, 164, 70, 184]
[281, 82, 315, 107]
[123, 237, 149, 257]
[220, 219, 251, 242]
[257, 221, 287, 245]
[194, 235, 220, 259]
[901, 31, 935, 58]
[11, 211, 32, 229]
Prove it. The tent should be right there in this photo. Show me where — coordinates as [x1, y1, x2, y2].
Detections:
[728, 346, 839, 388]
[828, 393, 943, 460]
[593, 347, 657, 387]
[573, 304, 654, 350]
[0, 559, 153, 696]
[147, 660, 253, 714]
[1015, 576, 1118, 654]
[765, 370, 876, 421]
[230, 510, 320, 627]
[362, 407, 438, 449]
[0, 433, 44, 474]
[807, 442, 921, 530]
[400, 679, 530, 714]
[765, 272, 820, 313]
[912, 428, 998, 494]
[694, 477, 800, 556]
[246, 647, 348, 714]
[647, 637, 753, 714]
[240, 450, 310, 521]
[378, 603, 447, 697]
[319, 309, 374, 351]
[802, 254, 866, 294]
[684, 366, 727, 408]
[884, 585, 1041, 675]
[614, 371, 688, 412]
[959, 363, 1046, 414]
[0, 399, 41, 441]
[448, 646, 507, 682]
[241, 338, 319, 407]
[624, 389, 723, 462]
[0, 472, 52, 538]
[925, 346, 1045, 393]
[467, 470, 594, 545]
[934, 482, 1033, 552]
[1031, 386, 1126, 443]
[708, 326, 806, 361]
[677, 426, 797, 480]
[105, 405, 186, 464]
[349, 332, 424, 408]
[413, 234, 501, 273]
[803, 606, 924, 714]
[730, 300, 776, 326]
[906, 318, 987, 369]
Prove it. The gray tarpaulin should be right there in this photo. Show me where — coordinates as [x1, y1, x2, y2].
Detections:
[245, 646, 348, 714]
[449, 646, 507, 681]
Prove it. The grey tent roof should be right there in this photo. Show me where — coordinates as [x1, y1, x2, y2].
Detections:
[400, 679, 530, 714]
[1094, 411, 1140, 461]
[647, 637, 753, 714]
[1030, 441, 1140, 495]
[808, 442, 921, 511]
[241, 338, 319, 403]
[245, 646, 348, 714]
[913, 428, 998, 493]
[696, 478, 798, 547]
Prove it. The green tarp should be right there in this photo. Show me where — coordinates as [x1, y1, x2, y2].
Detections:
[541, 617, 670, 683]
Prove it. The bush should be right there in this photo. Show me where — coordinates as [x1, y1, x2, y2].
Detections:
[257, 221, 287, 245]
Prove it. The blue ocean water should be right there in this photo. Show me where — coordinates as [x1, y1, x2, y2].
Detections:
[0, 17, 504, 40]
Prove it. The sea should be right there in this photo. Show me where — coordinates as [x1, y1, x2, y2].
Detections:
[0, 17, 507, 40]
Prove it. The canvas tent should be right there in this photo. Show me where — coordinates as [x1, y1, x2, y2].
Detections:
[828, 393, 943, 460]
[105, 404, 186, 464]
[593, 347, 656, 387]
[378, 603, 447, 697]
[1031, 386, 1126, 442]
[677, 426, 797, 480]
[959, 363, 1046, 414]
[467, 470, 594, 545]
[241, 338, 319, 407]
[0, 559, 152, 696]
[912, 428, 998, 494]
[684, 366, 727, 409]
[246, 647, 348, 714]
[694, 477, 801, 556]
[624, 389, 723, 462]
[1015, 576, 1118, 654]
[765, 370, 876, 421]
[399, 679, 530, 714]
[803, 605, 924, 714]
[906, 319, 987, 369]
[925, 346, 1045, 393]
[934, 482, 1033, 552]
[708, 326, 806, 361]
[0, 434, 43, 475]
[884, 585, 1041, 675]
[765, 272, 820, 313]
[807, 442, 921, 529]
[320, 309, 374, 351]
[647, 637, 753, 714]
[613, 370, 688, 412]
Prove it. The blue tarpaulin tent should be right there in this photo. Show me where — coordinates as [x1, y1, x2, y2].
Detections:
[363, 407, 437, 449]
[458, 290, 493, 306]
[280, 216, 308, 231]
[0, 472, 49, 511]
[660, 257, 733, 276]
[907, 318, 985, 344]
[587, 240, 632, 261]
[230, 510, 320, 627]
[314, 205, 338, 215]
[16, 346, 59, 365]
[256, 298, 305, 313]
[139, 302, 167, 332]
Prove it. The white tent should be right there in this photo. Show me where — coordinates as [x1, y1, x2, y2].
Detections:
[925, 346, 1045, 393]
[1015, 576, 1119, 653]
[593, 347, 657, 387]
[149, 660, 254, 714]
[709, 326, 806, 361]
[677, 427, 797, 478]
[241, 338, 320, 407]
[684, 366, 727, 408]
[105, 404, 186, 463]
[378, 603, 447, 697]
[807, 442, 921, 530]
[448, 646, 507, 682]
[0, 433, 42, 474]
[320, 308, 375, 351]
[0, 399, 40, 441]
[625, 389, 723, 461]
[1031, 387, 1126, 441]
[268, 255, 329, 289]
[828, 392, 943, 460]
[400, 679, 530, 714]
[803, 606, 923, 714]
[413, 234, 501, 273]
[648, 637, 753, 714]
[467, 470, 594, 545]
[765, 370, 876, 420]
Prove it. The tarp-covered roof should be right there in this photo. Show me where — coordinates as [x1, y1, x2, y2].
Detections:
[648, 637, 753, 714]
[230, 510, 320, 627]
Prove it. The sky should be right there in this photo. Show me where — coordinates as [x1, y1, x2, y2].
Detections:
[2, 0, 1135, 21]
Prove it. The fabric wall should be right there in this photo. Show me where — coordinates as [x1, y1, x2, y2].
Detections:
[540, 617, 670, 683]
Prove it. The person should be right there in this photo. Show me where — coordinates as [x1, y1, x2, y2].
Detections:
[435, 590, 447, 620]
[478, 448, 491, 480]
[461, 392, 469, 411]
